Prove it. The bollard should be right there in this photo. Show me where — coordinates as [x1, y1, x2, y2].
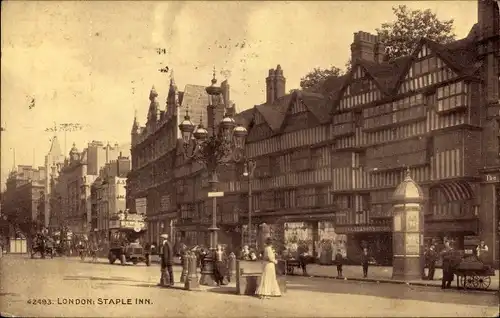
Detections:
[227, 252, 236, 282]
[180, 252, 188, 283]
[184, 253, 199, 290]
[184, 252, 200, 290]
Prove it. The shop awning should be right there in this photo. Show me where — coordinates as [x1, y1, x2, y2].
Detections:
[435, 181, 475, 202]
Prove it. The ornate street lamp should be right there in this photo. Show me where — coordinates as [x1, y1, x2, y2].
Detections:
[178, 69, 248, 286]
[243, 160, 257, 248]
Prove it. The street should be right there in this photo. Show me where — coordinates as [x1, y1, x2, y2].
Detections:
[1, 255, 498, 317]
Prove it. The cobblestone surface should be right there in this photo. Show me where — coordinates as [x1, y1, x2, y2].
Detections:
[1, 254, 498, 317]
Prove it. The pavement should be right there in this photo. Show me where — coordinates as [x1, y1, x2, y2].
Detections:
[302, 263, 500, 290]
[151, 254, 499, 291]
[1, 254, 499, 317]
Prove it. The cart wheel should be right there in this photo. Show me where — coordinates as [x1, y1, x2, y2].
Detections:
[462, 275, 473, 289]
[476, 276, 491, 290]
[459, 275, 466, 288]
[471, 274, 481, 289]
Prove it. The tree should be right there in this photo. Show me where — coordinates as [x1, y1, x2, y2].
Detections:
[299, 66, 344, 92]
[377, 5, 456, 60]
[296, 5, 456, 91]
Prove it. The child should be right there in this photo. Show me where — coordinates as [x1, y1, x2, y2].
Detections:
[361, 247, 369, 278]
[335, 251, 344, 278]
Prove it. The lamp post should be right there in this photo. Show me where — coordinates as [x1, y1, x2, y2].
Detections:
[178, 69, 248, 286]
[243, 160, 257, 248]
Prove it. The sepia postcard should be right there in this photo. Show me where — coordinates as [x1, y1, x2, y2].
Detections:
[1, 1, 499, 317]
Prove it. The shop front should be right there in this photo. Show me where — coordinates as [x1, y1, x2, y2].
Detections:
[335, 224, 392, 265]
[249, 210, 336, 259]
[424, 219, 478, 251]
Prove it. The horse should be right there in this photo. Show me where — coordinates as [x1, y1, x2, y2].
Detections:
[31, 234, 53, 259]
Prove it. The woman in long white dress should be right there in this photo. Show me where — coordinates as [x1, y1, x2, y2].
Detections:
[256, 237, 282, 299]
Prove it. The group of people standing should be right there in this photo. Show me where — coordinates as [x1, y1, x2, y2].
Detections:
[161, 236, 283, 299]
[157, 234, 232, 288]
[424, 239, 489, 289]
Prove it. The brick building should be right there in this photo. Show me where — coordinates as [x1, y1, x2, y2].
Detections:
[127, 75, 234, 247]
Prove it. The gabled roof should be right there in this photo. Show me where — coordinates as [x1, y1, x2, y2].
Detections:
[255, 94, 292, 132]
[246, 90, 330, 135]
[334, 23, 482, 102]
[332, 60, 396, 112]
[392, 36, 481, 93]
[358, 60, 396, 95]
[290, 91, 330, 124]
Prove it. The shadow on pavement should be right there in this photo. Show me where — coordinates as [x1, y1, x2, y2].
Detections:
[286, 279, 498, 307]
[207, 286, 236, 295]
[0, 292, 21, 297]
[63, 275, 146, 283]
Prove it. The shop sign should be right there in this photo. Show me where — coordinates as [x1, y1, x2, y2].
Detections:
[484, 174, 500, 183]
[339, 225, 391, 233]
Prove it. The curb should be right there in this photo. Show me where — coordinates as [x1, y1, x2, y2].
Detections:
[307, 274, 499, 294]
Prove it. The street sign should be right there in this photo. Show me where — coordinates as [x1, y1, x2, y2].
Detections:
[208, 192, 224, 198]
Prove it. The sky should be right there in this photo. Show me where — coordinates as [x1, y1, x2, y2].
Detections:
[0, 0, 478, 189]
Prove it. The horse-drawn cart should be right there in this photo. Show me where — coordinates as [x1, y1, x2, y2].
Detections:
[283, 254, 314, 275]
[30, 234, 54, 259]
[454, 254, 495, 290]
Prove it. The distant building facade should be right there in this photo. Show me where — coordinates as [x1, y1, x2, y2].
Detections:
[91, 155, 130, 237]
[52, 141, 128, 234]
[1, 165, 46, 236]
[44, 136, 65, 229]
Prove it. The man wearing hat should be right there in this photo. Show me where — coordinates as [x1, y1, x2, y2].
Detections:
[159, 233, 174, 287]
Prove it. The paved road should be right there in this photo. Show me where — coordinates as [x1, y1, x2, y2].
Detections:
[1, 255, 498, 317]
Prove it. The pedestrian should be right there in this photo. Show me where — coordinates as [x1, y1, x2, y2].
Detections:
[159, 233, 174, 287]
[214, 244, 226, 286]
[440, 241, 454, 289]
[335, 250, 344, 278]
[361, 247, 369, 278]
[475, 240, 489, 261]
[256, 237, 281, 299]
[240, 245, 251, 260]
[425, 245, 437, 280]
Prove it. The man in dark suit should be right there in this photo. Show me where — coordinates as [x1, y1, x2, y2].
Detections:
[425, 245, 438, 280]
[440, 241, 453, 289]
[159, 234, 174, 287]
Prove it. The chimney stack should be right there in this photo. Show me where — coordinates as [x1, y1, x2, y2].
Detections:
[266, 68, 275, 104]
[265, 65, 286, 104]
[351, 31, 386, 64]
[274, 64, 286, 101]
[478, 0, 500, 40]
